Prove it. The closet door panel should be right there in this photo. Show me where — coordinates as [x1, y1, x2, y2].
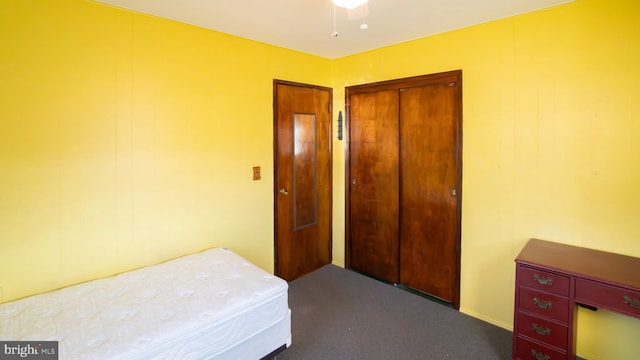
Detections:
[349, 90, 400, 283]
[399, 84, 459, 303]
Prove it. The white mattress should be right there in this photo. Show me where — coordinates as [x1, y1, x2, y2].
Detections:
[0, 248, 291, 359]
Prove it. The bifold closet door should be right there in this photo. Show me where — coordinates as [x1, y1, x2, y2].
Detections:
[399, 84, 459, 304]
[348, 90, 400, 284]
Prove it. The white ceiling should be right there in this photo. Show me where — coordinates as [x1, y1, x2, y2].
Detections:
[95, 0, 573, 59]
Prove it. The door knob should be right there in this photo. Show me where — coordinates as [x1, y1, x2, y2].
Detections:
[279, 188, 288, 195]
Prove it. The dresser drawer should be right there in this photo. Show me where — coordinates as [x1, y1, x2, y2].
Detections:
[575, 279, 640, 319]
[516, 337, 567, 360]
[518, 265, 570, 296]
[519, 287, 570, 323]
[517, 312, 568, 349]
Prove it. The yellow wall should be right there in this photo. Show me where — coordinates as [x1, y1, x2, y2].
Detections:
[0, 0, 330, 300]
[331, 0, 640, 358]
[2, 0, 639, 359]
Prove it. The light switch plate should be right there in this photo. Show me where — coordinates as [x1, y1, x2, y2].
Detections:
[253, 166, 261, 180]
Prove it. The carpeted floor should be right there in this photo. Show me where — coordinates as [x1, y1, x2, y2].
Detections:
[277, 264, 513, 360]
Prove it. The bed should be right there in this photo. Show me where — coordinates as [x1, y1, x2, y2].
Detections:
[0, 248, 291, 359]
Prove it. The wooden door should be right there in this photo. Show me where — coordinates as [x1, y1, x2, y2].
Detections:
[399, 83, 461, 306]
[274, 80, 332, 281]
[346, 71, 462, 309]
[348, 90, 400, 284]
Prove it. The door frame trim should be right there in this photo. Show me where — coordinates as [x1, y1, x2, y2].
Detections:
[273, 79, 333, 278]
[344, 70, 462, 309]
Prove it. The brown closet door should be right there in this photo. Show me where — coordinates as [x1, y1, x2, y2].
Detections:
[346, 71, 462, 309]
[348, 90, 400, 284]
[400, 84, 459, 304]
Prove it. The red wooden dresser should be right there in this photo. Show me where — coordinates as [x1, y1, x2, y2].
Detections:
[513, 238, 640, 360]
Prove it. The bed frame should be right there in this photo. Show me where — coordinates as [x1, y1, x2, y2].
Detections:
[0, 248, 291, 359]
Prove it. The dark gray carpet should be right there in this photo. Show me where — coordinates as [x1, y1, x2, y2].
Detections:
[277, 264, 512, 360]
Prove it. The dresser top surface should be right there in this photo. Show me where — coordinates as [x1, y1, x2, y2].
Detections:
[516, 238, 640, 290]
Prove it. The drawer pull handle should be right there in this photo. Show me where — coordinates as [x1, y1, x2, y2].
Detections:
[623, 295, 640, 309]
[533, 274, 553, 286]
[533, 297, 553, 309]
[531, 323, 551, 336]
[531, 349, 550, 360]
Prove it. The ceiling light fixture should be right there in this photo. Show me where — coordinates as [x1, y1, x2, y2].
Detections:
[332, 0, 368, 10]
